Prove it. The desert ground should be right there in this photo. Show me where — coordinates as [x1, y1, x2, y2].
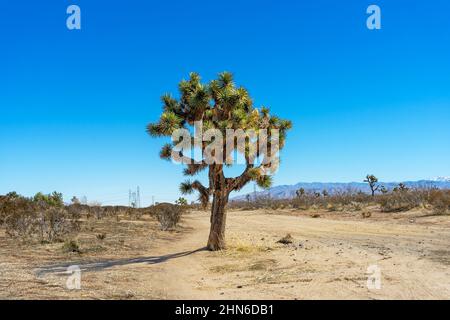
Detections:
[0, 208, 449, 300]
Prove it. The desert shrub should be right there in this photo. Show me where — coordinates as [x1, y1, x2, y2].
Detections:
[33, 191, 64, 207]
[426, 189, 450, 215]
[1, 193, 80, 243]
[152, 203, 185, 230]
[88, 206, 106, 219]
[38, 207, 80, 242]
[62, 240, 81, 253]
[346, 201, 363, 211]
[291, 194, 315, 210]
[378, 190, 423, 212]
[66, 203, 90, 217]
[0, 194, 34, 225]
[326, 203, 340, 212]
[361, 211, 372, 218]
[5, 206, 80, 243]
[96, 233, 106, 240]
[82, 205, 138, 220]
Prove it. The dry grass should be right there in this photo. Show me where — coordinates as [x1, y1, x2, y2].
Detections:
[210, 259, 277, 274]
[211, 238, 271, 259]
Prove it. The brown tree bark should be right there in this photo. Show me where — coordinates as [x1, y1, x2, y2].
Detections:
[207, 190, 229, 251]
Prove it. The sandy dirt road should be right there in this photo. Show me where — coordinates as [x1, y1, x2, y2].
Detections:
[2, 210, 450, 299]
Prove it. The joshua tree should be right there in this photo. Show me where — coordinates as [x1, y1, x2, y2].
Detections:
[6, 191, 19, 199]
[175, 197, 188, 206]
[364, 174, 380, 197]
[296, 188, 305, 198]
[71, 196, 80, 205]
[393, 183, 408, 193]
[147, 72, 291, 250]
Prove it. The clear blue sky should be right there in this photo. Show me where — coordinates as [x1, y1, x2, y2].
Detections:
[1, 0, 449, 205]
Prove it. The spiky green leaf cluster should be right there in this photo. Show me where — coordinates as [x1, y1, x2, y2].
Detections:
[148, 72, 292, 206]
[147, 72, 291, 142]
[179, 180, 194, 195]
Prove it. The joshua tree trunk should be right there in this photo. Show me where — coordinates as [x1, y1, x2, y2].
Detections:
[207, 191, 229, 251]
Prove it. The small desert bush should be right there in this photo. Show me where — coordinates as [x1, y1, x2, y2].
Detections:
[152, 203, 185, 230]
[96, 233, 106, 240]
[62, 239, 81, 253]
[426, 189, 450, 215]
[0, 194, 34, 225]
[378, 190, 424, 212]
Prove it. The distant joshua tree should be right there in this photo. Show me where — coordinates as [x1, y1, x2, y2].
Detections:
[175, 197, 188, 206]
[364, 174, 380, 197]
[379, 185, 388, 194]
[245, 194, 251, 203]
[296, 188, 305, 198]
[147, 72, 292, 250]
[322, 189, 329, 197]
[393, 183, 409, 192]
[6, 191, 19, 199]
[71, 196, 80, 205]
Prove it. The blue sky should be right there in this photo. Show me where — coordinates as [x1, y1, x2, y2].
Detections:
[1, 0, 449, 205]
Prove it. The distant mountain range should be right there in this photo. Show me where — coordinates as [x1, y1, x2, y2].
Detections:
[232, 178, 450, 201]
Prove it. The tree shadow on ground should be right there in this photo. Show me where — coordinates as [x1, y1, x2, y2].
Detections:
[35, 247, 206, 277]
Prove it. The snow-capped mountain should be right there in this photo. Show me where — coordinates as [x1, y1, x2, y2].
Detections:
[432, 176, 450, 182]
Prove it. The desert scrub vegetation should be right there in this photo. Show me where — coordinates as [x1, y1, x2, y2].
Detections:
[0, 193, 135, 243]
[0, 191, 191, 243]
[425, 189, 450, 215]
[228, 187, 450, 215]
[377, 189, 424, 212]
[68, 204, 134, 220]
[229, 189, 372, 212]
[377, 188, 450, 214]
[62, 239, 82, 253]
[0, 192, 80, 243]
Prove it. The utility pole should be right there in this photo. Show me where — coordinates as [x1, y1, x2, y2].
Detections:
[136, 186, 141, 209]
[128, 189, 132, 207]
[128, 187, 141, 208]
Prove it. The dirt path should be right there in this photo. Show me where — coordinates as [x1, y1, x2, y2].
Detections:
[30, 210, 450, 300]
